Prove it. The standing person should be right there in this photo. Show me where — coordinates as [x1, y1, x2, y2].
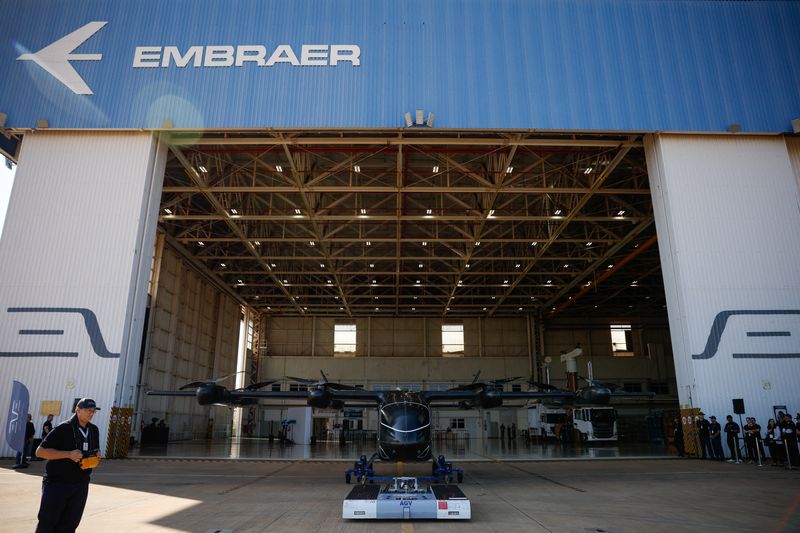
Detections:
[673, 417, 685, 457]
[724, 415, 741, 463]
[743, 418, 755, 463]
[696, 413, 712, 459]
[34, 398, 102, 533]
[42, 414, 54, 439]
[781, 413, 798, 470]
[709, 416, 723, 460]
[749, 417, 763, 463]
[764, 419, 777, 465]
[13, 414, 36, 469]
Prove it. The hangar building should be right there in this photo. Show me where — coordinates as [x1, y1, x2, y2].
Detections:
[1, 0, 799, 457]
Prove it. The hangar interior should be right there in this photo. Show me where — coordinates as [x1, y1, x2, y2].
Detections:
[139, 129, 677, 447]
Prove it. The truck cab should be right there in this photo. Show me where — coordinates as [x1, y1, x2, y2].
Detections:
[527, 404, 567, 439]
[572, 406, 618, 442]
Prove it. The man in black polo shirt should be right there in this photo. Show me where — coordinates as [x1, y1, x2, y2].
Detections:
[34, 398, 101, 533]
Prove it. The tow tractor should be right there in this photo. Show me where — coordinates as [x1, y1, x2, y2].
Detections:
[342, 455, 470, 520]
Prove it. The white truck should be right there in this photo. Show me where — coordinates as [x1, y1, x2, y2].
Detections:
[527, 404, 567, 439]
[572, 406, 618, 442]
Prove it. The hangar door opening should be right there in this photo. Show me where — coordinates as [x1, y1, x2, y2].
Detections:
[139, 130, 678, 454]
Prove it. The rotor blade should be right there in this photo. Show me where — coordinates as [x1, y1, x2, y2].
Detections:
[285, 375, 317, 385]
[320, 370, 329, 383]
[178, 381, 208, 390]
[528, 381, 561, 391]
[490, 376, 522, 385]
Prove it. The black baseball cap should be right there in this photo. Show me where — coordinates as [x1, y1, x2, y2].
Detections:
[710, 415, 716, 419]
[76, 398, 101, 410]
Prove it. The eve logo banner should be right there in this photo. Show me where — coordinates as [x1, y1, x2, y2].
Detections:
[692, 310, 800, 360]
[16, 21, 361, 95]
[0, 307, 120, 358]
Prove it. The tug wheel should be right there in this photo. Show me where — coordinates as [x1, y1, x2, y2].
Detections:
[457, 472, 463, 483]
[345, 473, 351, 484]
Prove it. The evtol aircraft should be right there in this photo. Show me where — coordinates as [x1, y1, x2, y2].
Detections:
[149, 370, 653, 480]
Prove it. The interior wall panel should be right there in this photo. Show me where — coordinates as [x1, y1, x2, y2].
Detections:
[140, 245, 241, 440]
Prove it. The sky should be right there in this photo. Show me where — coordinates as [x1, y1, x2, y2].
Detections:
[0, 157, 16, 238]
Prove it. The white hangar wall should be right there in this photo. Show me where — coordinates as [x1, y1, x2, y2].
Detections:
[646, 134, 800, 423]
[139, 242, 242, 440]
[0, 132, 165, 457]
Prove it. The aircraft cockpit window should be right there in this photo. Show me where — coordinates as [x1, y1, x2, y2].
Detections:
[380, 404, 430, 431]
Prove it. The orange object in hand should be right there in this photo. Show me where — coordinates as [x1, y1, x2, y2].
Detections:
[79, 453, 100, 470]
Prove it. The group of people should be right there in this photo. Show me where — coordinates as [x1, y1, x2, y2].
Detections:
[683, 411, 799, 468]
[12, 413, 54, 469]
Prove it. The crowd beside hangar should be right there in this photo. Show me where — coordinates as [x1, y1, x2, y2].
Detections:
[678, 411, 799, 469]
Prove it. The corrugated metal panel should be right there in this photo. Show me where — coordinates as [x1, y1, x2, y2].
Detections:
[647, 134, 800, 428]
[0, 131, 160, 456]
[0, 0, 798, 131]
[140, 246, 240, 440]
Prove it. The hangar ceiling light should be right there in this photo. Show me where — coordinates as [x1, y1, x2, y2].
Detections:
[159, 129, 661, 317]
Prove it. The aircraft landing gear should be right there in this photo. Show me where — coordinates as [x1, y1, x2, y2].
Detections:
[431, 455, 464, 483]
[345, 454, 376, 484]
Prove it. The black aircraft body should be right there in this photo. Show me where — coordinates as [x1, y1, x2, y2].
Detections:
[149, 371, 653, 464]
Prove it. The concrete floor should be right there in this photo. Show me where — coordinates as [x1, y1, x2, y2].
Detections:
[129, 437, 671, 461]
[2, 458, 798, 533]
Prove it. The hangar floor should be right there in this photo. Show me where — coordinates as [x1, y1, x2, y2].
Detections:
[129, 437, 671, 461]
[3, 458, 798, 532]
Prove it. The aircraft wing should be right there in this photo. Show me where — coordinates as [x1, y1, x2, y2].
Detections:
[146, 390, 197, 398]
[226, 389, 384, 402]
[146, 389, 311, 401]
[609, 392, 656, 399]
[498, 391, 577, 401]
[422, 390, 576, 403]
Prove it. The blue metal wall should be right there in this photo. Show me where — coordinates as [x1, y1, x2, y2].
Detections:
[1, 0, 798, 131]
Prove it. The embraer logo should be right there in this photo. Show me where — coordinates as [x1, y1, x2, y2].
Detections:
[17, 21, 107, 95]
[0, 307, 119, 358]
[692, 310, 800, 360]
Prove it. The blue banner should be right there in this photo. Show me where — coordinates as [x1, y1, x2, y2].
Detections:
[4, 381, 30, 453]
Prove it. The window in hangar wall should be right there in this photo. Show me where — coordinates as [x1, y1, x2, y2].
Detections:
[610, 324, 634, 356]
[334, 323, 357, 356]
[442, 324, 464, 356]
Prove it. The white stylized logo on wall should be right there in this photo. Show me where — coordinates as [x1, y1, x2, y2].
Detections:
[17, 21, 107, 95]
[16, 21, 361, 96]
